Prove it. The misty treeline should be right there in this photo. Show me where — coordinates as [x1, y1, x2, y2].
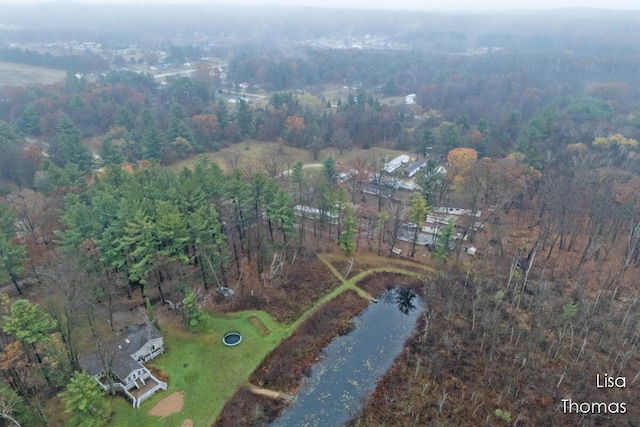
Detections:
[2, 44, 640, 176]
[0, 47, 109, 74]
[4, 4, 640, 53]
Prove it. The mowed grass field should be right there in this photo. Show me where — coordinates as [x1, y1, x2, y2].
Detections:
[171, 139, 410, 173]
[0, 61, 66, 86]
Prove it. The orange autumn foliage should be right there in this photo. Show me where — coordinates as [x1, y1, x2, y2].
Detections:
[447, 147, 478, 165]
[285, 115, 305, 133]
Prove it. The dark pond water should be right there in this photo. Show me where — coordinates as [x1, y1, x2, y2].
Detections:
[273, 288, 422, 427]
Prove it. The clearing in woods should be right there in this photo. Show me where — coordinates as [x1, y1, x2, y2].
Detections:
[170, 139, 408, 172]
[0, 61, 66, 86]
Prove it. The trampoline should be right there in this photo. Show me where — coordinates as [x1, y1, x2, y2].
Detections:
[223, 331, 242, 346]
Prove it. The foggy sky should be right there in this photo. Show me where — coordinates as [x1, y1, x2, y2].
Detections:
[0, 0, 639, 11]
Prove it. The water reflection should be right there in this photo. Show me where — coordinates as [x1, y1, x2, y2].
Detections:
[381, 287, 418, 315]
[395, 287, 417, 315]
[273, 288, 422, 427]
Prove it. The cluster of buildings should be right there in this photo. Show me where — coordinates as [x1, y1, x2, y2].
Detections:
[397, 205, 481, 254]
[292, 152, 481, 257]
[382, 154, 428, 178]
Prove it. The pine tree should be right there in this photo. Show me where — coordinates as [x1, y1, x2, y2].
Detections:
[58, 372, 108, 427]
[0, 202, 28, 294]
[408, 195, 430, 257]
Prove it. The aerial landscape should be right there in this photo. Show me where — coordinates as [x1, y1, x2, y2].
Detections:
[0, 0, 639, 426]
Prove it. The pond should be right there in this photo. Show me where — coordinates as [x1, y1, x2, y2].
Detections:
[273, 288, 422, 427]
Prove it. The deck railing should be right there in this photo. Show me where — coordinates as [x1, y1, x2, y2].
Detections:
[134, 374, 168, 409]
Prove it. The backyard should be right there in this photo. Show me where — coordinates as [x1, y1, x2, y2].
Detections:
[108, 309, 287, 427]
[103, 253, 434, 426]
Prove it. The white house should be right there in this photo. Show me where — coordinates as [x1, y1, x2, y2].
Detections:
[383, 155, 410, 173]
[433, 207, 481, 217]
[403, 160, 426, 178]
[121, 324, 164, 363]
[78, 324, 167, 409]
[294, 205, 339, 225]
[405, 94, 417, 104]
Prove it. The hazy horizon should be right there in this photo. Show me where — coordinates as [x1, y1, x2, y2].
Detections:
[0, 0, 639, 12]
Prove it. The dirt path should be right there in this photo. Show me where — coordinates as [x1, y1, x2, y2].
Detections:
[248, 385, 281, 399]
[181, 419, 193, 427]
[148, 391, 184, 417]
[248, 385, 295, 401]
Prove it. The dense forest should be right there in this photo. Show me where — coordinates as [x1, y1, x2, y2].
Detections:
[0, 3, 639, 426]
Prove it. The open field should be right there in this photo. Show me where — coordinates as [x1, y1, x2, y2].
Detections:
[170, 139, 411, 172]
[0, 61, 66, 86]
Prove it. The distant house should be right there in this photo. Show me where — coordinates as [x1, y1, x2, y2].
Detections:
[294, 205, 339, 225]
[363, 184, 394, 199]
[383, 155, 410, 173]
[403, 160, 426, 178]
[433, 207, 481, 217]
[78, 324, 167, 409]
[405, 94, 417, 104]
[431, 207, 483, 231]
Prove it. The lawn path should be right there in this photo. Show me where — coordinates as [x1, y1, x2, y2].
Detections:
[287, 253, 435, 332]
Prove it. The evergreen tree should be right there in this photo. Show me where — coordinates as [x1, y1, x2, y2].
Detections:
[17, 104, 40, 135]
[51, 114, 93, 172]
[0, 121, 19, 147]
[98, 139, 126, 166]
[418, 159, 445, 205]
[433, 219, 455, 261]
[322, 157, 338, 184]
[408, 195, 429, 257]
[2, 299, 57, 345]
[338, 204, 358, 255]
[420, 128, 436, 158]
[0, 202, 28, 294]
[138, 110, 166, 161]
[188, 204, 227, 289]
[58, 372, 108, 427]
[168, 103, 195, 143]
[236, 99, 253, 139]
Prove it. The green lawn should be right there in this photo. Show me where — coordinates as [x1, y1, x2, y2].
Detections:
[105, 254, 430, 426]
[108, 310, 288, 426]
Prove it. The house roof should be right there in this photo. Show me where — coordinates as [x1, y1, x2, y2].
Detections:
[404, 160, 426, 174]
[112, 353, 145, 380]
[118, 324, 162, 356]
[78, 353, 103, 377]
[78, 324, 163, 381]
